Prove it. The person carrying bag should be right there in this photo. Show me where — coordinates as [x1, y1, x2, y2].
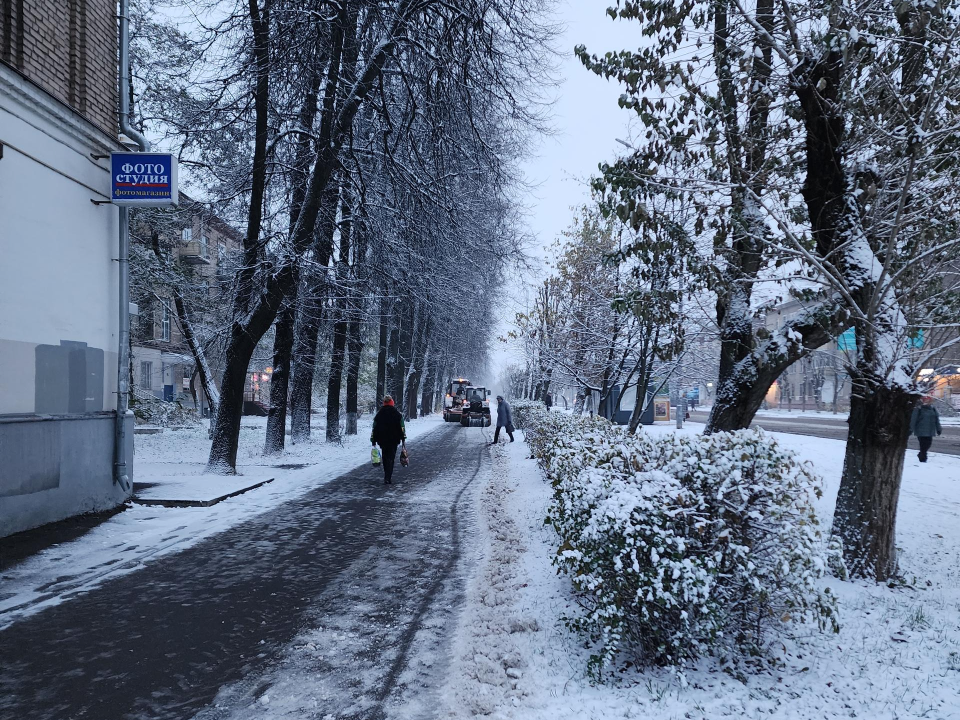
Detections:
[371, 395, 407, 485]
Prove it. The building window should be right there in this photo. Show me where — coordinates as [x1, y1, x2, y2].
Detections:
[140, 361, 153, 390]
[161, 304, 171, 341]
[200, 235, 209, 259]
[182, 227, 192, 243]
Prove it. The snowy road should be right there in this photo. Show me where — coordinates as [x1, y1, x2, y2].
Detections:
[0, 422, 489, 720]
[690, 410, 960, 456]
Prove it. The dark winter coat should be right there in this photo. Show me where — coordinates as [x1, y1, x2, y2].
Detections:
[496, 400, 513, 429]
[372, 405, 406, 447]
[910, 405, 942, 438]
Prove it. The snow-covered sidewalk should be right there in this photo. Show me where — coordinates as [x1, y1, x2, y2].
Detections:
[0, 415, 443, 629]
[442, 425, 960, 719]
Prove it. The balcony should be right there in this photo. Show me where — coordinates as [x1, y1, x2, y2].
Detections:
[180, 241, 211, 265]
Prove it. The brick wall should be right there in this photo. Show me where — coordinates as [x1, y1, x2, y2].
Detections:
[1, 0, 117, 135]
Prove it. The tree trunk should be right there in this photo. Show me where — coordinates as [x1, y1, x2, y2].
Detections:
[420, 349, 437, 417]
[405, 313, 431, 420]
[832, 377, 915, 580]
[386, 324, 400, 404]
[705, 306, 838, 433]
[389, 317, 412, 416]
[376, 297, 390, 405]
[289, 285, 325, 444]
[207, 331, 257, 473]
[264, 300, 295, 454]
[436, 363, 448, 412]
[705, 371, 774, 431]
[573, 386, 587, 415]
[326, 305, 348, 442]
[345, 315, 363, 435]
[289, 184, 338, 444]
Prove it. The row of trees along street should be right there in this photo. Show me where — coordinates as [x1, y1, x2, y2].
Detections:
[510, 0, 960, 582]
[128, 1, 554, 468]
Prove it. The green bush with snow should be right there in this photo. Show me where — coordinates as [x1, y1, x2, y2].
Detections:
[513, 401, 841, 673]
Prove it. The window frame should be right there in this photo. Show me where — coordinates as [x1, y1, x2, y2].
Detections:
[161, 303, 171, 342]
[140, 361, 153, 390]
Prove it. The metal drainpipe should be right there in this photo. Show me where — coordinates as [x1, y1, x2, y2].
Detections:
[115, 0, 149, 492]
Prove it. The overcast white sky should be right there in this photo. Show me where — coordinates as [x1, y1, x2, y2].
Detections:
[489, 1, 639, 383]
[519, 0, 639, 260]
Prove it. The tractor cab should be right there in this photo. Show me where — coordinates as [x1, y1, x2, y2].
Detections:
[443, 378, 472, 422]
[460, 386, 492, 427]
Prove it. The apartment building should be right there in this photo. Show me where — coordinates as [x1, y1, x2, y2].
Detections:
[130, 199, 242, 415]
[0, 1, 128, 536]
[759, 299, 853, 411]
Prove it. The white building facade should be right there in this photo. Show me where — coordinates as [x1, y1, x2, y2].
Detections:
[0, 3, 131, 537]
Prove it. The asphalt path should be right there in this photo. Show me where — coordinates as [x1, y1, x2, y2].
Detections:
[0, 422, 491, 720]
[690, 410, 960, 457]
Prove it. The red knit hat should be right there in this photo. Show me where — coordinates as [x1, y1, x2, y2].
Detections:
[383, 395, 395, 406]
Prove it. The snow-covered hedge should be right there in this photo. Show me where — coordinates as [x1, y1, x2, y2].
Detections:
[513, 401, 841, 673]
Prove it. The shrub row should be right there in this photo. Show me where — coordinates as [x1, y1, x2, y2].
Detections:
[513, 401, 841, 673]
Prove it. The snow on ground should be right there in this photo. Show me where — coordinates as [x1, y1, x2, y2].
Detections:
[0, 414, 443, 629]
[443, 422, 960, 720]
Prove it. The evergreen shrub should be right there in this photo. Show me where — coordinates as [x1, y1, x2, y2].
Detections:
[513, 401, 841, 673]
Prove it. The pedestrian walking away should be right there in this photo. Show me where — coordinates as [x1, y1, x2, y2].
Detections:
[910, 395, 943, 463]
[544, 391, 553, 410]
[372, 395, 407, 483]
[492, 395, 515, 444]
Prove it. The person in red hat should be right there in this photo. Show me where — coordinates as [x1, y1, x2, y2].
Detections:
[371, 395, 407, 484]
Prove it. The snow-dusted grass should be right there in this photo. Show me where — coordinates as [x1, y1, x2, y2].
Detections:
[0, 414, 443, 629]
[443, 422, 960, 719]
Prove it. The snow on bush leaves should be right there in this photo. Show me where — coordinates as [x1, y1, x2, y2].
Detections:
[513, 401, 841, 674]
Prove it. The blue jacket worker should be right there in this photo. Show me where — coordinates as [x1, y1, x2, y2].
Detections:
[910, 395, 942, 463]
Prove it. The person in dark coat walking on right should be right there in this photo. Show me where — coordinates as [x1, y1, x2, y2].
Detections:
[372, 395, 406, 484]
[492, 395, 514, 444]
[910, 395, 943, 463]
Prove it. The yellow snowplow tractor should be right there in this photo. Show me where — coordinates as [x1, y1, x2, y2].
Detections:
[460, 386, 492, 427]
[443, 378, 472, 422]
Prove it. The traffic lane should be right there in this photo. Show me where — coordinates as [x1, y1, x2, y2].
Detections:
[0, 422, 470, 720]
[690, 411, 960, 456]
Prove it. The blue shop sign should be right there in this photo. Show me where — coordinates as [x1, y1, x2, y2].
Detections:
[110, 152, 178, 206]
